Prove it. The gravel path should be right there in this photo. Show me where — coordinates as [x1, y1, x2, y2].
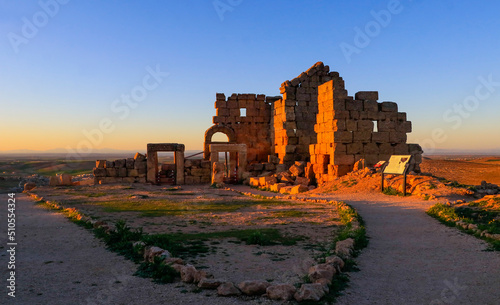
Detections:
[309, 192, 500, 305]
[0, 195, 277, 305]
[230, 186, 500, 305]
[1, 191, 499, 305]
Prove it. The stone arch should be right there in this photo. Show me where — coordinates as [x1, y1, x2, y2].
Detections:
[204, 125, 237, 159]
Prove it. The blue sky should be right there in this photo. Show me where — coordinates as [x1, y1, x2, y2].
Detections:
[1, 0, 499, 153]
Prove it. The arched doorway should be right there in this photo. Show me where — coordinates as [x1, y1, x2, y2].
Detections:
[203, 125, 236, 160]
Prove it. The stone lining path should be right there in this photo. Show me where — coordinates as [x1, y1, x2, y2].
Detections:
[1, 191, 499, 304]
[231, 186, 500, 305]
[0, 195, 276, 305]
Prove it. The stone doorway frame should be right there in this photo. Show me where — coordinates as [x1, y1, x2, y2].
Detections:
[209, 143, 247, 181]
[147, 143, 185, 185]
[203, 125, 237, 160]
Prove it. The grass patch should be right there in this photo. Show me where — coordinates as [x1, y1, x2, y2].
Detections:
[382, 186, 407, 196]
[86, 198, 294, 217]
[427, 203, 500, 250]
[134, 257, 179, 284]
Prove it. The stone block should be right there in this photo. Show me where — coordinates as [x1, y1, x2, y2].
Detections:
[372, 132, 390, 143]
[355, 91, 379, 101]
[379, 143, 394, 155]
[346, 120, 357, 132]
[353, 131, 371, 143]
[377, 121, 396, 132]
[99, 177, 123, 184]
[333, 131, 353, 143]
[389, 132, 407, 143]
[105, 161, 114, 168]
[259, 176, 277, 187]
[345, 100, 363, 111]
[118, 168, 127, 177]
[127, 169, 139, 177]
[114, 159, 126, 168]
[294, 177, 310, 186]
[363, 100, 378, 112]
[399, 121, 412, 133]
[408, 143, 423, 154]
[106, 168, 118, 177]
[358, 120, 374, 131]
[134, 161, 147, 171]
[123, 177, 136, 183]
[134, 153, 146, 162]
[249, 177, 260, 187]
[126, 158, 135, 169]
[332, 154, 355, 166]
[346, 142, 363, 155]
[184, 176, 201, 184]
[393, 143, 410, 154]
[96, 160, 106, 168]
[381, 102, 398, 112]
[93, 168, 106, 177]
[363, 143, 379, 155]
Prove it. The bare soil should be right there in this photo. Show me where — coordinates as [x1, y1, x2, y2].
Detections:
[3, 155, 500, 304]
[420, 156, 500, 186]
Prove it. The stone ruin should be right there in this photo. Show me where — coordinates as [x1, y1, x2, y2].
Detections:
[93, 62, 423, 187]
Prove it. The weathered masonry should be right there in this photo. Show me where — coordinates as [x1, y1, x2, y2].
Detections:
[94, 61, 423, 185]
[205, 61, 422, 180]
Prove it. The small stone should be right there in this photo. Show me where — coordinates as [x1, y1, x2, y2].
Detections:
[143, 246, 171, 262]
[238, 280, 270, 296]
[266, 284, 296, 301]
[198, 278, 223, 289]
[325, 255, 345, 270]
[294, 283, 328, 302]
[217, 282, 241, 296]
[308, 263, 336, 284]
[24, 182, 36, 192]
[180, 264, 197, 283]
[336, 238, 355, 257]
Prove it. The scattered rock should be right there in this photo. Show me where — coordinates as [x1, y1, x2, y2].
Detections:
[143, 246, 171, 263]
[266, 284, 296, 301]
[23, 182, 36, 192]
[335, 238, 355, 257]
[294, 283, 328, 302]
[198, 278, 223, 289]
[290, 184, 309, 194]
[308, 263, 336, 284]
[238, 280, 271, 296]
[325, 255, 345, 270]
[217, 282, 241, 296]
[180, 264, 197, 283]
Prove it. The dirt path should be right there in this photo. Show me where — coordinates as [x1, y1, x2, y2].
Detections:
[232, 186, 500, 305]
[0, 194, 277, 305]
[2, 191, 499, 305]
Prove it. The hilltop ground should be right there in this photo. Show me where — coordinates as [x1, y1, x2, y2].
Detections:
[0, 154, 499, 304]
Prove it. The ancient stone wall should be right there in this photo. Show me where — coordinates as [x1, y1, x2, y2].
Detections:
[184, 159, 211, 184]
[209, 93, 276, 163]
[93, 153, 147, 184]
[310, 80, 423, 184]
[273, 62, 345, 166]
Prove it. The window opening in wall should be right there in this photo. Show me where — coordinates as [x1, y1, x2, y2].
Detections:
[240, 108, 246, 117]
[372, 121, 378, 132]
